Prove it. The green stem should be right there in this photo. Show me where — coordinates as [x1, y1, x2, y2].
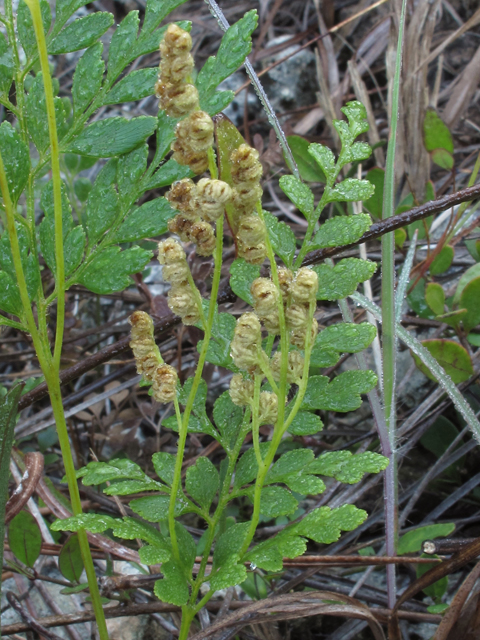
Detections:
[294, 191, 330, 268]
[264, 334, 275, 356]
[178, 607, 196, 640]
[281, 299, 316, 434]
[0, 317, 27, 331]
[186, 269, 206, 328]
[26, 178, 37, 253]
[26, 176, 47, 332]
[5, 0, 27, 141]
[0, 145, 109, 640]
[166, 183, 227, 636]
[167, 213, 225, 559]
[257, 205, 288, 425]
[24, 0, 65, 371]
[239, 297, 315, 559]
[0, 151, 44, 360]
[0, 96, 19, 116]
[251, 374, 264, 468]
[168, 396, 185, 561]
[16, 2, 109, 635]
[257, 351, 279, 395]
[46, 376, 110, 639]
[236, 209, 318, 560]
[189, 411, 252, 608]
[207, 147, 218, 179]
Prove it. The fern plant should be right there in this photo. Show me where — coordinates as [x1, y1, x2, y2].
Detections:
[53, 45, 388, 640]
[0, 0, 388, 636]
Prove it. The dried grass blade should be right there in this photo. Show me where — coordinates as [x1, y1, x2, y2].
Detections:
[189, 591, 386, 640]
[442, 45, 480, 127]
[414, 6, 480, 73]
[433, 561, 480, 640]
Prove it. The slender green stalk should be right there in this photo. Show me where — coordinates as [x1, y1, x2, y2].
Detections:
[278, 299, 316, 435]
[264, 334, 275, 356]
[178, 608, 196, 640]
[167, 181, 228, 636]
[24, 0, 65, 371]
[207, 146, 218, 179]
[4, 0, 27, 141]
[235, 206, 294, 558]
[258, 351, 279, 394]
[239, 297, 316, 559]
[0, 148, 109, 640]
[186, 268, 207, 328]
[189, 411, 252, 609]
[0, 317, 27, 331]
[251, 374, 264, 468]
[0, 96, 19, 115]
[176, 193, 306, 636]
[257, 205, 289, 423]
[0, 384, 24, 636]
[381, 0, 407, 609]
[167, 203, 225, 563]
[168, 397, 186, 561]
[9, 2, 110, 635]
[0, 151, 46, 363]
[46, 379, 110, 638]
[294, 191, 329, 268]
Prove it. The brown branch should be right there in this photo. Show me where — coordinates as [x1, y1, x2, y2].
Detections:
[5, 453, 44, 524]
[282, 555, 441, 566]
[5, 592, 64, 640]
[17, 183, 480, 412]
[0, 601, 180, 636]
[2, 541, 106, 560]
[302, 183, 480, 266]
[95, 555, 439, 594]
[393, 537, 480, 611]
[388, 537, 480, 639]
[423, 537, 478, 555]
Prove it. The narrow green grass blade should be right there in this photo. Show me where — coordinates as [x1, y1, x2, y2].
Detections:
[381, 0, 408, 609]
